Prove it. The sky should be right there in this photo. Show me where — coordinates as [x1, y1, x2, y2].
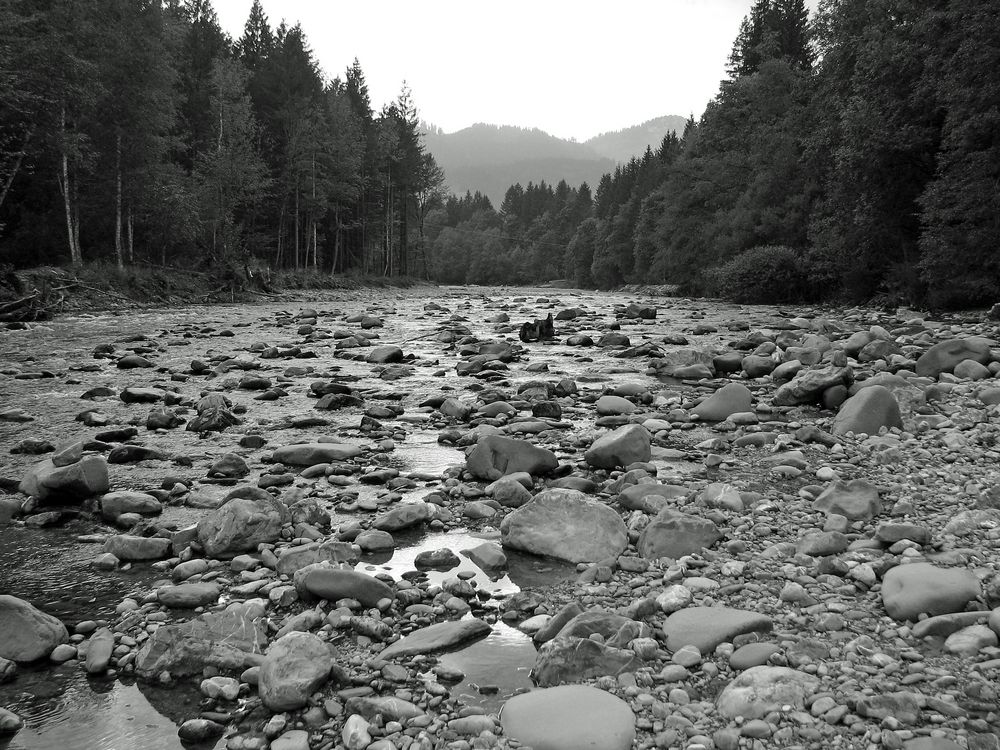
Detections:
[213, 1, 797, 142]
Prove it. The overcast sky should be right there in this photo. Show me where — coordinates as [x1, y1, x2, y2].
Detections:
[214, 1, 802, 142]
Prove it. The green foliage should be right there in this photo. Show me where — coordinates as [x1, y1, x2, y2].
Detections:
[709, 245, 806, 303]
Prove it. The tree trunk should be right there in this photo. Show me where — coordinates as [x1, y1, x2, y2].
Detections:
[127, 206, 134, 264]
[115, 133, 124, 269]
[58, 106, 81, 265]
[294, 181, 300, 271]
[332, 207, 341, 274]
[0, 124, 34, 215]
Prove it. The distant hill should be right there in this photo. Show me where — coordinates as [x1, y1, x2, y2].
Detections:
[584, 115, 690, 163]
[421, 123, 614, 207]
[421, 117, 688, 206]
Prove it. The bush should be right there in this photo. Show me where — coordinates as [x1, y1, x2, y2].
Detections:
[709, 245, 807, 304]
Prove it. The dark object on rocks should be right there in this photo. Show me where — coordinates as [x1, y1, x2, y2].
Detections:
[519, 313, 555, 343]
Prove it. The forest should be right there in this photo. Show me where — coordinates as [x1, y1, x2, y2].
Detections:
[0, 0, 445, 280]
[425, 0, 1000, 309]
[2, 0, 999, 308]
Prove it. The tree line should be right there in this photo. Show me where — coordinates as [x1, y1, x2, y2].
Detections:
[423, 0, 1000, 309]
[0, 0, 446, 279]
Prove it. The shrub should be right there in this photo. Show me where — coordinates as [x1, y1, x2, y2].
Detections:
[709, 245, 806, 304]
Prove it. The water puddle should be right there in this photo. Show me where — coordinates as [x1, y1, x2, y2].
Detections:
[434, 622, 537, 711]
[0, 666, 220, 750]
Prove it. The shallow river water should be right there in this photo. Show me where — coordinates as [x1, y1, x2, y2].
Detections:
[0, 285, 759, 749]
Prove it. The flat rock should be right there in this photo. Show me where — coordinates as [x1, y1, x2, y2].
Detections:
[691, 383, 752, 421]
[157, 583, 221, 608]
[500, 488, 628, 563]
[813, 479, 882, 520]
[716, 665, 819, 719]
[135, 607, 267, 677]
[272, 442, 363, 466]
[531, 637, 642, 687]
[99, 491, 162, 522]
[102, 534, 172, 561]
[379, 618, 491, 660]
[915, 337, 992, 377]
[500, 684, 635, 750]
[197, 487, 289, 558]
[662, 607, 772, 654]
[881, 562, 981, 621]
[637, 509, 722, 560]
[465, 435, 559, 480]
[295, 565, 393, 607]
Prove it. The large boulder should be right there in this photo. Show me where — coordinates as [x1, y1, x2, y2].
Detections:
[716, 666, 820, 719]
[294, 565, 393, 607]
[500, 489, 628, 563]
[18, 455, 109, 502]
[196, 487, 289, 558]
[0, 595, 68, 662]
[916, 338, 992, 378]
[772, 366, 852, 406]
[373, 502, 433, 532]
[881, 563, 981, 621]
[135, 606, 267, 677]
[637, 509, 722, 560]
[531, 637, 642, 687]
[465, 436, 559, 480]
[584, 424, 651, 470]
[500, 685, 635, 750]
[271, 442, 363, 466]
[832, 385, 902, 436]
[259, 632, 334, 711]
[691, 383, 752, 421]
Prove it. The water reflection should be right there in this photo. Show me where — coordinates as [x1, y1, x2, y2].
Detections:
[435, 622, 537, 711]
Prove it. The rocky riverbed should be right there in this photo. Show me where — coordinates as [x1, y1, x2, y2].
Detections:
[0, 286, 999, 750]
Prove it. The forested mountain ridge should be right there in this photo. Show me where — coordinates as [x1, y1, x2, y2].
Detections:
[423, 0, 1000, 309]
[421, 123, 615, 207]
[584, 115, 690, 163]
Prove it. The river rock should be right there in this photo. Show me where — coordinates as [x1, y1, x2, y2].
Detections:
[500, 684, 635, 750]
[881, 562, 981, 620]
[135, 607, 267, 677]
[271, 442, 363, 466]
[373, 501, 432, 531]
[465, 435, 559, 480]
[500, 488, 628, 563]
[0, 707, 23, 734]
[691, 383, 752, 421]
[617, 482, 688, 514]
[379, 618, 491, 659]
[915, 337, 992, 377]
[259, 631, 334, 711]
[595, 395, 636, 415]
[85, 627, 114, 673]
[531, 637, 642, 686]
[197, 487, 289, 558]
[344, 696, 424, 722]
[716, 665, 819, 719]
[637, 508, 722, 560]
[99, 491, 162, 522]
[813, 479, 882, 520]
[584, 424, 651, 469]
[102, 534, 172, 560]
[18, 455, 110, 502]
[276, 540, 360, 576]
[295, 565, 393, 607]
[832, 385, 902, 436]
[178, 719, 225, 742]
[461, 542, 507, 569]
[0, 595, 68, 662]
[772, 366, 852, 406]
[366, 345, 403, 364]
[663, 607, 772, 653]
[157, 583, 221, 608]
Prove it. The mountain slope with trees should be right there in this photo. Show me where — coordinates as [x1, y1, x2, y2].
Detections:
[584, 115, 690, 163]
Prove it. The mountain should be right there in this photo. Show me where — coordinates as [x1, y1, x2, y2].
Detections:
[422, 117, 688, 206]
[421, 123, 614, 207]
[584, 115, 690, 163]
